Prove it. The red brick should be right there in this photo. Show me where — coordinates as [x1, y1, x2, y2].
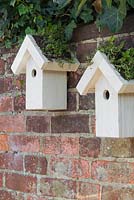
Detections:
[49, 157, 90, 178]
[0, 173, 3, 187]
[68, 68, 85, 88]
[102, 186, 134, 200]
[27, 195, 48, 200]
[9, 135, 40, 153]
[77, 182, 100, 200]
[79, 93, 95, 110]
[92, 160, 134, 184]
[41, 136, 61, 155]
[25, 155, 47, 175]
[51, 114, 89, 133]
[4, 75, 26, 93]
[80, 137, 101, 158]
[61, 137, 79, 155]
[14, 95, 25, 112]
[0, 190, 24, 200]
[0, 134, 9, 151]
[67, 92, 77, 111]
[6, 173, 37, 193]
[0, 152, 23, 171]
[0, 96, 13, 112]
[0, 59, 5, 75]
[76, 42, 97, 62]
[0, 78, 4, 94]
[6, 55, 15, 74]
[72, 14, 134, 42]
[90, 115, 96, 134]
[0, 115, 25, 132]
[26, 116, 50, 133]
[40, 178, 76, 199]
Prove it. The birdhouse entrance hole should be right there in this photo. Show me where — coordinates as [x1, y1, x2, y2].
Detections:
[32, 69, 37, 77]
[103, 90, 110, 100]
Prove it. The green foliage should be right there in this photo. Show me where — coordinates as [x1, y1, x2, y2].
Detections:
[98, 37, 134, 80]
[0, 0, 133, 58]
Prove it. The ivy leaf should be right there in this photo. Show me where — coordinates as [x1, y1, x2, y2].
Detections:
[127, 0, 134, 8]
[119, 0, 126, 19]
[18, 4, 29, 16]
[10, 0, 16, 6]
[80, 9, 93, 23]
[25, 27, 36, 35]
[99, 6, 123, 32]
[5, 40, 12, 48]
[65, 20, 77, 41]
[106, 0, 112, 8]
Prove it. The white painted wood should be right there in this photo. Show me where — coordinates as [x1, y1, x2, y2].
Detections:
[43, 71, 67, 110]
[43, 61, 79, 72]
[26, 58, 43, 109]
[119, 94, 134, 137]
[11, 35, 79, 74]
[95, 75, 119, 137]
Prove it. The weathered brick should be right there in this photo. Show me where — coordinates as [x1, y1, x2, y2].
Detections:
[49, 157, 90, 178]
[0, 191, 24, 200]
[26, 116, 50, 133]
[5, 173, 37, 193]
[68, 68, 85, 88]
[25, 155, 47, 175]
[0, 134, 9, 151]
[90, 115, 96, 134]
[40, 178, 76, 199]
[80, 137, 101, 158]
[76, 42, 97, 62]
[0, 59, 5, 75]
[92, 160, 134, 184]
[72, 14, 134, 42]
[0, 152, 23, 171]
[61, 137, 79, 155]
[0, 173, 3, 187]
[79, 93, 95, 110]
[14, 95, 25, 112]
[6, 54, 15, 74]
[0, 115, 25, 132]
[67, 92, 77, 111]
[101, 138, 134, 158]
[4, 75, 26, 93]
[102, 186, 134, 200]
[0, 78, 4, 94]
[41, 136, 61, 155]
[51, 114, 89, 133]
[77, 182, 100, 200]
[27, 195, 48, 200]
[9, 135, 40, 153]
[0, 96, 13, 112]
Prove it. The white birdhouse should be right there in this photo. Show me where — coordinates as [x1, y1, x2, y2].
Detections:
[11, 35, 79, 110]
[77, 50, 134, 138]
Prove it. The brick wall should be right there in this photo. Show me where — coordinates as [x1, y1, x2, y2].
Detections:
[0, 14, 134, 200]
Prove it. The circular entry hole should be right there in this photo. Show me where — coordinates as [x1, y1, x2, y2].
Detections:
[32, 69, 37, 77]
[103, 90, 110, 100]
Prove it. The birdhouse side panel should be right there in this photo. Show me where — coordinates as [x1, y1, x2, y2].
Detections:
[95, 75, 119, 137]
[43, 71, 67, 110]
[119, 94, 134, 137]
[26, 58, 43, 109]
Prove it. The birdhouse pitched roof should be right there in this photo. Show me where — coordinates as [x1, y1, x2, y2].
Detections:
[77, 50, 134, 95]
[11, 35, 79, 75]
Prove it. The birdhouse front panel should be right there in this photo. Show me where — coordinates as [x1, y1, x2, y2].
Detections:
[43, 71, 67, 110]
[95, 75, 119, 137]
[26, 58, 43, 110]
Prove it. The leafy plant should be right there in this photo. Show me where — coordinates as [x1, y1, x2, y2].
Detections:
[98, 36, 134, 80]
[0, 0, 134, 59]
